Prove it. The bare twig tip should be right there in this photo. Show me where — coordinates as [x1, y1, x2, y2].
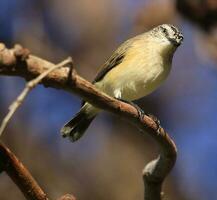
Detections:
[67, 56, 73, 64]
[58, 194, 76, 200]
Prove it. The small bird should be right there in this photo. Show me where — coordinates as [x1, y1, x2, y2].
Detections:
[61, 24, 183, 142]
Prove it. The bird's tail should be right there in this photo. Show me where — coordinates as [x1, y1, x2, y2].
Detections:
[61, 104, 98, 142]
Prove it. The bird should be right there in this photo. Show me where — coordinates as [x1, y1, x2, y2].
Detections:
[61, 24, 184, 142]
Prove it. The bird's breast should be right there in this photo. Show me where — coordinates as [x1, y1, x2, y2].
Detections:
[98, 48, 172, 101]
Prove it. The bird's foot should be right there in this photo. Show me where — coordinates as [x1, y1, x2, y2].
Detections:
[115, 98, 162, 133]
[115, 98, 145, 121]
[146, 113, 161, 133]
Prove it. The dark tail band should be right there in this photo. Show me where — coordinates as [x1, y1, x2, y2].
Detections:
[61, 106, 96, 142]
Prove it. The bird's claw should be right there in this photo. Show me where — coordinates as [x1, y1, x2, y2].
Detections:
[115, 98, 162, 134]
[115, 98, 145, 121]
[146, 113, 161, 134]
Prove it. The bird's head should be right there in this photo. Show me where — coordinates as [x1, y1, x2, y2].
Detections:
[150, 24, 184, 47]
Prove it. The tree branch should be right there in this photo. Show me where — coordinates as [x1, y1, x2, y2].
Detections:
[0, 56, 73, 136]
[0, 142, 49, 200]
[0, 43, 177, 200]
[0, 142, 76, 200]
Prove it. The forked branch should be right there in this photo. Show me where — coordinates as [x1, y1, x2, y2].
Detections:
[0, 43, 177, 200]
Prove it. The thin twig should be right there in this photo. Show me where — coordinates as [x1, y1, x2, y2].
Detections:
[0, 57, 73, 137]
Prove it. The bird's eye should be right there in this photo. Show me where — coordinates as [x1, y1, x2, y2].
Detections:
[162, 28, 167, 33]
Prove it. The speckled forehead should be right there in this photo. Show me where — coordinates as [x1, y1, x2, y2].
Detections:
[151, 25, 162, 34]
[161, 24, 178, 32]
[149, 24, 181, 39]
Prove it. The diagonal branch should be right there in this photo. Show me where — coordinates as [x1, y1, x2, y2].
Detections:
[0, 142, 76, 200]
[0, 142, 49, 200]
[0, 43, 177, 200]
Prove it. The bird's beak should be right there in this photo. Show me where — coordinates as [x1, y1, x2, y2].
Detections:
[176, 33, 184, 46]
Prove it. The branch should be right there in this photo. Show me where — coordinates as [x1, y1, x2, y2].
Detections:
[0, 142, 76, 200]
[0, 43, 177, 200]
[0, 142, 49, 200]
[0, 55, 73, 136]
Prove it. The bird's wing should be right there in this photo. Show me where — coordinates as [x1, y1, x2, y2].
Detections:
[81, 38, 134, 106]
[93, 39, 133, 83]
[93, 53, 125, 83]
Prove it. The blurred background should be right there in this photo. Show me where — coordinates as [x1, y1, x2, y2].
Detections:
[0, 0, 217, 199]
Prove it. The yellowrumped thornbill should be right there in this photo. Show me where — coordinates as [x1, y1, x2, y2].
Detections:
[61, 24, 184, 142]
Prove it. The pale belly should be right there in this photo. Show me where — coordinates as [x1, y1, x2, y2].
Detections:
[95, 57, 172, 101]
